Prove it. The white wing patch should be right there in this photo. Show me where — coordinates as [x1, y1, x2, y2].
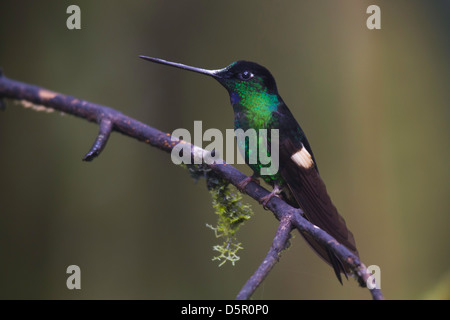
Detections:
[291, 145, 314, 169]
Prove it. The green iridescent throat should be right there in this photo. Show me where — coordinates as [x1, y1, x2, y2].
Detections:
[230, 77, 280, 129]
[229, 77, 283, 184]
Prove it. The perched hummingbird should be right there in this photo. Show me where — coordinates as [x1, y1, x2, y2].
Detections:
[140, 56, 359, 283]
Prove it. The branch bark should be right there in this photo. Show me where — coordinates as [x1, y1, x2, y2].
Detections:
[0, 71, 384, 300]
[236, 215, 293, 300]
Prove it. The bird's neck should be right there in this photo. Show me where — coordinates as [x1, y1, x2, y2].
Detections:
[231, 89, 281, 131]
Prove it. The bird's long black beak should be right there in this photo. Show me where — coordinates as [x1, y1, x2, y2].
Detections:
[139, 55, 223, 78]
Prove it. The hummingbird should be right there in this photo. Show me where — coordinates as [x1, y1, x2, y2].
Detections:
[140, 56, 359, 283]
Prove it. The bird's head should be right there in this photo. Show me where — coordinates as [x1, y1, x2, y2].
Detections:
[139, 56, 279, 107]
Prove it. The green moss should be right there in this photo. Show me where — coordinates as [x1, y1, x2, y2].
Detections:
[182, 163, 253, 266]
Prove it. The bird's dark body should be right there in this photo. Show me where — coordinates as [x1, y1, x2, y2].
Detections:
[235, 94, 359, 282]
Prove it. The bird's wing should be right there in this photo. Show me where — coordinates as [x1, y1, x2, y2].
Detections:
[277, 126, 359, 281]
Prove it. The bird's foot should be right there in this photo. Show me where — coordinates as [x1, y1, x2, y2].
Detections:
[260, 185, 282, 210]
[237, 175, 260, 192]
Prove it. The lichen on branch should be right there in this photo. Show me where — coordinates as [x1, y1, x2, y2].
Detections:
[182, 163, 253, 266]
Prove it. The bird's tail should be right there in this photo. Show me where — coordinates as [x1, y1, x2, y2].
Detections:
[280, 143, 359, 282]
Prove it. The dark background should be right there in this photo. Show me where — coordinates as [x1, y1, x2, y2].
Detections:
[0, 1, 449, 299]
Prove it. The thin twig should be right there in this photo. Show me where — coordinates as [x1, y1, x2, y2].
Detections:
[236, 216, 293, 300]
[83, 118, 113, 161]
[0, 72, 384, 300]
[289, 210, 384, 300]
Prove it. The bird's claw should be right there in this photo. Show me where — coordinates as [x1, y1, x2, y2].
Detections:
[259, 186, 281, 210]
[237, 175, 260, 192]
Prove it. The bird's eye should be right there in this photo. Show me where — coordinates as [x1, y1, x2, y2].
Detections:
[238, 71, 254, 80]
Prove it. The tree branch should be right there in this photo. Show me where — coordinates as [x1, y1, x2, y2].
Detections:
[0, 71, 384, 300]
[236, 215, 293, 300]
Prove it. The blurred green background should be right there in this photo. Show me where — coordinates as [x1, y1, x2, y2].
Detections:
[0, 0, 449, 299]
